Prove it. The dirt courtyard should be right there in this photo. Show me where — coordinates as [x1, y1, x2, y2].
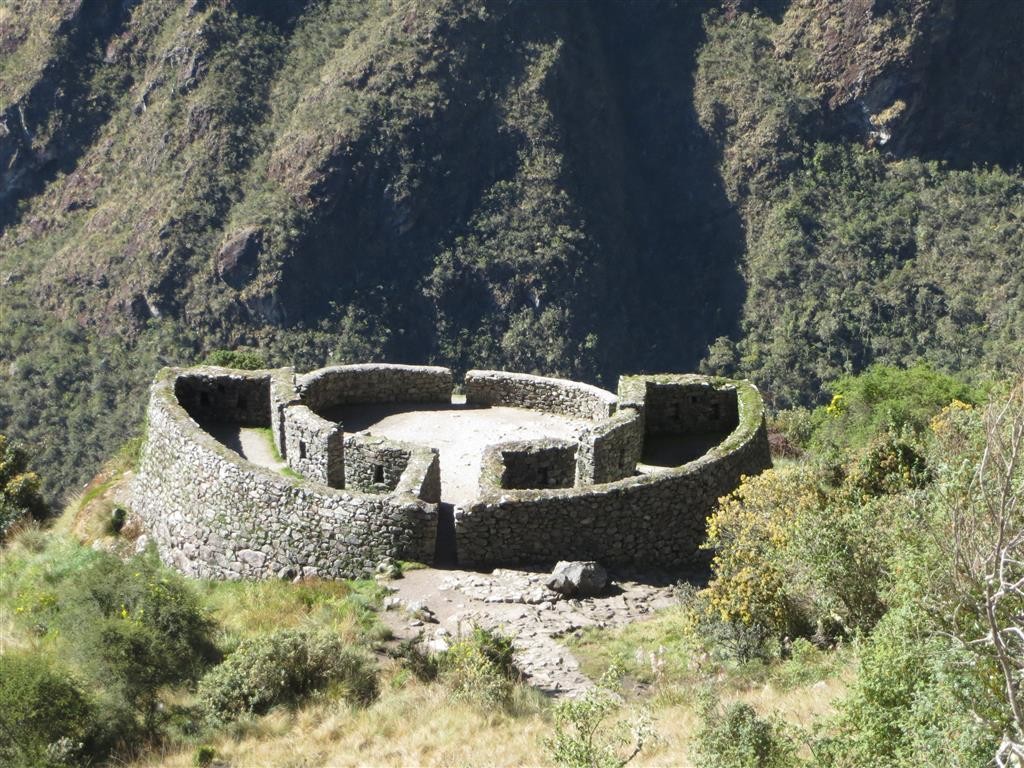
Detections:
[324, 402, 592, 506]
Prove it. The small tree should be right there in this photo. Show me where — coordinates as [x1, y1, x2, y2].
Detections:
[544, 666, 652, 768]
[945, 380, 1024, 765]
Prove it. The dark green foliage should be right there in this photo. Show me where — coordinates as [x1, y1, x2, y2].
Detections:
[813, 363, 979, 452]
[692, 697, 797, 768]
[0, 434, 46, 540]
[733, 144, 1023, 408]
[817, 605, 999, 767]
[12, 547, 216, 733]
[197, 628, 378, 722]
[193, 745, 217, 767]
[0, 654, 97, 768]
[202, 348, 267, 370]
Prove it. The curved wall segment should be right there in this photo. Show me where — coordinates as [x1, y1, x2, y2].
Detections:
[455, 376, 770, 567]
[132, 367, 438, 579]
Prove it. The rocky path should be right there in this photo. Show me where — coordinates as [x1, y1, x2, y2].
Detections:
[380, 566, 682, 697]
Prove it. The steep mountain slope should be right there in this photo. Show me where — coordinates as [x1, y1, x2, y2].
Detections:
[0, 0, 1021, 500]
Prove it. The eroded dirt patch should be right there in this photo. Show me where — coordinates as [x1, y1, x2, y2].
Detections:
[381, 566, 686, 697]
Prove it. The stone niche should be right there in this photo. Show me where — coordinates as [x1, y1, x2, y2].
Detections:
[174, 369, 271, 427]
[344, 433, 414, 492]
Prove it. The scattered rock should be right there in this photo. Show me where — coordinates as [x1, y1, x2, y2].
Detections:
[546, 561, 608, 598]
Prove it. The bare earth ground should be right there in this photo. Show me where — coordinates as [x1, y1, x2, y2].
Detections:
[380, 566, 690, 697]
[324, 402, 592, 506]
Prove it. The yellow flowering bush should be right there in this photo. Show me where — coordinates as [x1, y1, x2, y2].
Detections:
[702, 467, 825, 650]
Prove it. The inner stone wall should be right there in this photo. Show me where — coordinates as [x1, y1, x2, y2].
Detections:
[298, 364, 453, 413]
[344, 433, 413, 493]
[174, 369, 271, 427]
[464, 370, 616, 420]
[132, 368, 439, 578]
[282, 404, 344, 488]
[576, 407, 644, 485]
[625, 377, 740, 435]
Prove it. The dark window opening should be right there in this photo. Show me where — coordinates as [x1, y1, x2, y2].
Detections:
[299, 440, 307, 459]
[372, 464, 385, 484]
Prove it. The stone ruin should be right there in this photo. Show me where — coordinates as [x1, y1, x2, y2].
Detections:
[130, 364, 771, 580]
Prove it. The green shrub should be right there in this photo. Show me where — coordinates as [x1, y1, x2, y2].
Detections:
[193, 745, 217, 767]
[0, 434, 46, 540]
[850, 432, 930, 496]
[692, 697, 797, 768]
[814, 364, 978, 455]
[0, 653, 96, 767]
[544, 666, 652, 768]
[16, 549, 217, 732]
[438, 626, 518, 707]
[817, 604, 998, 767]
[198, 628, 378, 722]
[202, 348, 267, 370]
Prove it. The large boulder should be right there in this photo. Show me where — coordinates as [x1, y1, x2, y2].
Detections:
[216, 226, 262, 288]
[545, 560, 608, 598]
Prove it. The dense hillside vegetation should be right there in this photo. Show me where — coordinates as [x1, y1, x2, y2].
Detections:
[1, 0, 1022, 502]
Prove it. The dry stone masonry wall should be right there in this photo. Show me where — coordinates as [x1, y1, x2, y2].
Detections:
[298, 364, 453, 413]
[282, 404, 344, 488]
[465, 370, 617, 420]
[576, 407, 644, 485]
[457, 375, 770, 568]
[489, 439, 579, 491]
[132, 364, 770, 579]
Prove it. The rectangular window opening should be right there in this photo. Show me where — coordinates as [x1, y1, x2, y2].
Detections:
[373, 464, 385, 484]
[299, 440, 307, 460]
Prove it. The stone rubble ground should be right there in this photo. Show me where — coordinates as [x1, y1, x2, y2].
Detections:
[380, 565, 685, 697]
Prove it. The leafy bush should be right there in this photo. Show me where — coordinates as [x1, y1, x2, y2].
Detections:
[544, 666, 652, 768]
[438, 625, 519, 707]
[0, 654, 97, 768]
[198, 628, 378, 722]
[817, 605, 998, 767]
[0, 434, 46, 540]
[9, 547, 216, 732]
[692, 697, 797, 768]
[701, 467, 825, 655]
[814, 364, 978, 454]
[702, 463, 900, 656]
[202, 348, 267, 370]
